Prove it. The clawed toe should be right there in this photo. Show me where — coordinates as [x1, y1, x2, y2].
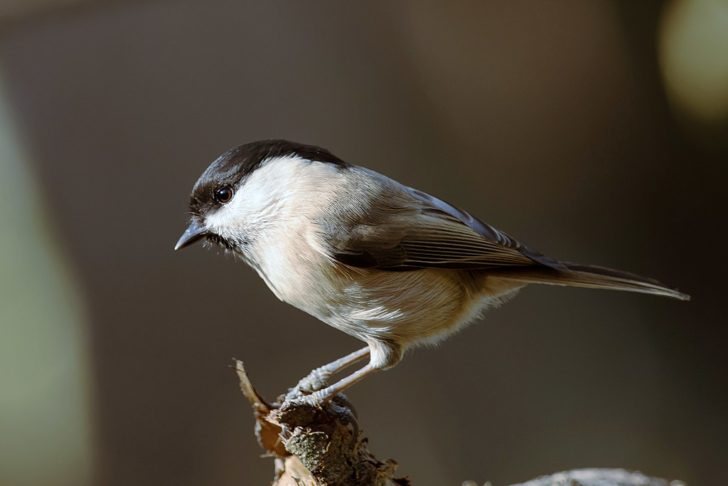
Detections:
[286, 389, 328, 408]
[283, 347, 372, 405]
[294, 369, 332, 394]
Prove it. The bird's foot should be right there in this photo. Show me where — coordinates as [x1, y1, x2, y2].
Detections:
[285, 388, 331, 408]
[285, 368, 332, 401]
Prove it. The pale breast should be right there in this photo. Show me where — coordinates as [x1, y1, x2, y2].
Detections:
[250, 218, 525, 350]
[237, 158, 520, 348]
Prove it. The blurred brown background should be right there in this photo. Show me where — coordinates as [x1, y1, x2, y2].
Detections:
[0, 1, 726, 485]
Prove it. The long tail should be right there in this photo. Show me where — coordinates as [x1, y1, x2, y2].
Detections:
[493, 262, 690, 301]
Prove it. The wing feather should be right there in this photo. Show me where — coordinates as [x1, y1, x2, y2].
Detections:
[328, 185, 563, 271]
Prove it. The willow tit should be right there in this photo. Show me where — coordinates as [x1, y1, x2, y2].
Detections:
[175, 140, 689, 405]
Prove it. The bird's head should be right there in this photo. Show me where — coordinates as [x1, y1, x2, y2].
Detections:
[175, 139, 345, 254]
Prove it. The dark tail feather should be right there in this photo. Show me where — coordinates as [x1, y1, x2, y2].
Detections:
[494, 262, 690, 301]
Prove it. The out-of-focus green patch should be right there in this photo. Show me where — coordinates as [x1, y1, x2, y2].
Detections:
[0, 71, 93, 486]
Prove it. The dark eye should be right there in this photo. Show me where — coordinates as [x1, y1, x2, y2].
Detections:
[213, 185, 233, 204]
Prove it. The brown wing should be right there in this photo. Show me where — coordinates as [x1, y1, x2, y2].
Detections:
[329, 187, 565, 272]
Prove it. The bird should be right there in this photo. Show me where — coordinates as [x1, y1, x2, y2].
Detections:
[175, 139, 689, 405]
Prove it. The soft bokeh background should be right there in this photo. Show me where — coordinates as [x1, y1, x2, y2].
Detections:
[1, 1, 726, 485]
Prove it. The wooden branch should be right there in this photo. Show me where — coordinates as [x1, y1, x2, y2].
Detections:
[234, 360, 408, 486]
[233, 360, 685, 486]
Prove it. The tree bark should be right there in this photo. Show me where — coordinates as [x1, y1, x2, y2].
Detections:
[233, 360, 685, 486]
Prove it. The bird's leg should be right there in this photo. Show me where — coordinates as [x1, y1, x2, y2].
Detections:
[293, 340, 403, 406]
[290, 346, 370, 396]
[296, 363, 379, 406]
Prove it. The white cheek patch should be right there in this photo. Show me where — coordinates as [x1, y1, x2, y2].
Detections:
[204, 189, 249, 237]
[202, 155, 316, 240]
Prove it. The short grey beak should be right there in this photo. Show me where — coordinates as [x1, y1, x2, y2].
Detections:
[174, 221, 208, 251]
